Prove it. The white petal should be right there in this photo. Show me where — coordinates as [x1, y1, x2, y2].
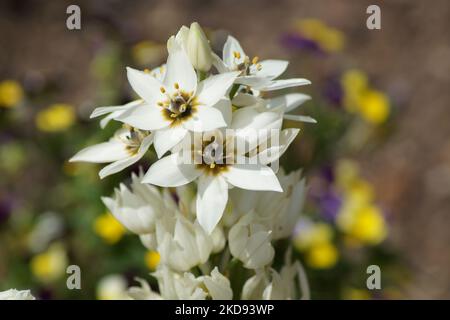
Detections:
[283, 114, 317, 123]
[252, 59, 289, 79]
[256, 128, 300, 165]
[258, 78, 311, 91]
[212, 53, 229, 73]
[142, 153, 201, 187]
[90, 100, 142, 119]
[153, 126, 188, 158]
[183, 105, 227, 132]
[266, 93, 311, 113]
[196, 175, 228, 234]
[223, 35, 246, 67]
[196, 72, 239, 107]
[70, 140, 130, 163]
[163, 44, 197, 93]
[232, 93, 261, 107]
[213, 99, 232, 126]
[116, 103, 171, 130]
[126, 67, 164, 103]
[99, 134, 154, 179]
[235, 76, 272, 88]
[224, 164, 282, 192]
[203, 267, 233, 300]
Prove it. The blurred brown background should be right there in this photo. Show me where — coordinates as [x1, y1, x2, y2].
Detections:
[1, 0, 449, 299]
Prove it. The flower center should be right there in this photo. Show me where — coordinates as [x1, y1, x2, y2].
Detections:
[118, 126, 148, 155]
[233, 51, 262, 76]
[158, 84, 197, 126]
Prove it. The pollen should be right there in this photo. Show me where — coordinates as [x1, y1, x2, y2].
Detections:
[160, 87, 166, 94]
[233, 51, 241, 59]
[252, 56, 259, 64]
[174, 83, 180, 90]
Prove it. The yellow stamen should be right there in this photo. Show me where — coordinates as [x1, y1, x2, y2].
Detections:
[174, 82, 179, 90]
[233, 51, 241, 59]
[144, 68, 150, 73]
[160, 87, 166, 93]
[252, 56, 259, 64]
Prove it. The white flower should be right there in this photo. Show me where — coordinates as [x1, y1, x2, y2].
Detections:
[228, 212, 275, 269]
[201, 267, 233, 300]
[115, 42, 239, 158]
[233, 92, 316, 124]
[102, 172, 176, 234]
[186, 22, 213, 72]
[128, 277, 162, 300]
[69, 127, 153, 178]
[242, 250, 310, 300]
[0, 289, 35, 300]
[214, 35, 310, 91]
[230, 169, 306, 239]
[142, 109, 284, 234]
[153, 266, 207, 300]
[89, 65, 167, 129]
[96, 274, 129, 300]
[156, 214, 213, 272]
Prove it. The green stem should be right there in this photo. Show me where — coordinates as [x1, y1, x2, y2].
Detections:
[229, 84, 240, 100]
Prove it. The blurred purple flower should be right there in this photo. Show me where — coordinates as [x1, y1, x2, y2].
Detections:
[319, 191, 342, 222]
[281, 33, 325, 56]
[323, 76, 343, 107]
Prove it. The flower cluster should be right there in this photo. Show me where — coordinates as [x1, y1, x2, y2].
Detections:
[70, 22, 313, 300]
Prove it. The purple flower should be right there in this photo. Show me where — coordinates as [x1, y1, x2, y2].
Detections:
[281, 33, 325, 56]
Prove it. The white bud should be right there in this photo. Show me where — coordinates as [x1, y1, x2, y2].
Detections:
[186, 22, 213, 72]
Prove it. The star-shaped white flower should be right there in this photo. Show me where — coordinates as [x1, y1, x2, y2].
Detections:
[214, 35, 310, 91]
[69, 127, 153, 178]
[141, 109, 285, 234]
[116, 43, 239, 158]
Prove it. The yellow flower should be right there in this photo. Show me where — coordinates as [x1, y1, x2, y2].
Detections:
[306, 241, 339, 269]
[342, 287, 371, 300]
[131, 40, 165, 66]
[296, 19, 345, 53]
[145, 251, 160, 270]
[340, 69, 368, 113]
[0, 80, 24, 108]
[358, 89, 390, 124]
[30, 243, 68, 283]
[35, 103, 76, 132]
[93, 212, 126, 244]
[294, 222, 333, 251]
[348, 204, 387, 245]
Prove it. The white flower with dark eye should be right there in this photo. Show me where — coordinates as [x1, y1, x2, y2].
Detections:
[69, 127, 153, 178]
[214, 36, 310, 91]
[89, 65, 167, 129]
[0, 289, 35, 300]
[142, 109, 284, 234]
[116, 43, 239, 158]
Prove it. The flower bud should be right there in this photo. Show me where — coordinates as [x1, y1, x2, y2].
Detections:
[186, 22, 213, 72]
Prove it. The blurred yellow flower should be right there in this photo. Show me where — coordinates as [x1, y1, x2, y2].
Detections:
[295, 18, 345, 53]
[294, 222, 333, 251]
[93, 212, 126, 244]
[96, 274, 129, 300]
[131, 40, 165, 66]
[342, 287, 371, 300]
[145, 251, 160, 270]
[35, 103, 76, 132]
[306, 241, 339, 269]
[340, 69, 390, 124]
[294, 222, 339, 269]
[30, 243, 68, 283]
[358, 89, 390, 124]
[0, 80, 24, 108]
[348, 205, 387, 245]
